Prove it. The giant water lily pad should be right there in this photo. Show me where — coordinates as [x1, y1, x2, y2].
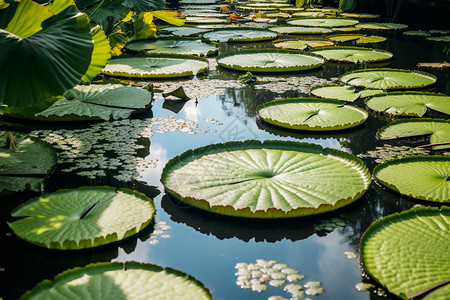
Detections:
[356, 22, 408, 30]
[327, 34, 366, 42]
[159, 26, 211, 37]
[356, 35, 386, 44]
[310, 84, 383, 102]
[216, 49, 325, 73]
[9, 187, 155, 249]
[310, 46, 393, 63]
[378, 118, 450, 150]
[125, 37, 218, 56]
[103, 54, 208, 78]
[287, 18, 359, 28]
[21, 262, 212, 299]
[339, 68, 437, 89]
[0, 132, 56, 193]
[7, 84, 153, 122]
[257, 98, 368, 131]
[365, 92, 450, 116]
[269, 26, 332, 35]
[373, 156, 450, 203]
[361, 206, 450, 298]
[161, 140, 371, 218]
[185, 16, 229, 24]
[203, 28, 278, 42]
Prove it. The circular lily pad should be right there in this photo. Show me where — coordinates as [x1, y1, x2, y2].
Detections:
[185, 16, 229, 24]
[339, 68, 437, 89]
[310, 84, 383, 102]
[257, 98, 368, 130]
[309, 46, 393, 63]
[21, 262, 212, 299]
[161, 140, 371, 218]
[125, 37, 218, 56]
[203, 27, 278, 42]
[216, 49, 325, 73]
[273, 39, 308, 50]
[356, 35, 386, 44]
[327, 33, 366, 42]
[373, 156, 450, 203]
[0, 132, 57, 194]
[8, 187, 156, 249]
[287, 18, 359, 28]
[361, 206, 450, 298]
[378, 118, 450, 150]
[365, 92, 450, 116]
[340, 13, 379, 19]
[269, 26, 332, 35]
[103, 54, 209, 78]
[159, 26, 211, 37]
[356, 22, 408, 30]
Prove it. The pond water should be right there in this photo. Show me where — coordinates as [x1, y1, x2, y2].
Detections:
[1, 13, 449, 300]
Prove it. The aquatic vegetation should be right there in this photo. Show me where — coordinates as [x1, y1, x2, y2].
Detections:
[309, 46, 393, 63]
[125, 37, 219, 56]
[310, 84, 383, 102]
[203, 28, 278, 42]
[287, 17, 359, 28]
[357, 145, 433, 164]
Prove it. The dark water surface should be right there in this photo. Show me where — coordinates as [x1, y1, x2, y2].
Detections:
[1, 19, 449, 300]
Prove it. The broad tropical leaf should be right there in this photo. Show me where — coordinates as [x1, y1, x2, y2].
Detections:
[378, 118, 450, 150]
[216, 49, 325, 73]
[20, 262, 212, 299]
[103, 54, 209, 78]
[361, 207, 450, 298]
[203, 27, 277, 42]
[134, 12, 157, 40]
[257, 98, 368, 130]
[9, 187, 156, 249]
[287, 17, 359, 28]
[161, 140, 371, 218]
[373, 156, 450, 203]
[309, 46, 393, 63]
[339, 68, 437, 89]
[269, 26, 332, 35]
[81, 25, 111, 82]
[152, 10, 186, 26]
[126, 37, 219, 56]
[0, 132, 57, 193]
[365, 92, 450, 116]
[122, 0, 165, 12]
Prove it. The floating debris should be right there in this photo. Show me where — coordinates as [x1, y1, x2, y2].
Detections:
[357, 145, 433, 164]
[304, 281, 324, 296]
[314, 217, 346, 232]
[204, 118, 223, 125]
[254, 76, 332, 94]
[344, 251, 358, 259]
[355, 282, 375, 291]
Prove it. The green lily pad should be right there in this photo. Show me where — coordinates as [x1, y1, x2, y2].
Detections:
[6, 84, 153, 122]
[161, 140, 371, 218]
[262, 12, 291, 18]
[103, 54, 209, 78]
[273, 39, 308, 50]
[356, 22, 408, 30]
[361, 206, 450, 298]
[269, 26, 332, 35]
[355, 35, 387, 44]
[373, 156, 450, 203]
[257, 98, 368, 130]
[424, 283, 450, 300]
[378, 118, 450, 150]
[216, 49, 325, 73]
[310, 84, 383, 102]
[243, 2, 292, 8]
[159, 26, 211, 37]
[331, 26, 362, 32]
[339, 68, 437, 89]
[309, 46, 393, 63]
[203, 28, 278, 43]
[125, 37, 218, 56]
[427, 36, 450, 42]
[20, 262, 212, 299]
[287, 18, 359, 28]
[9, 186, 156, 249]
[327, 33, 366, 42]
[365, 92, 450, 116]
[403, 30, 431, 37]
[340, 13, 379, 19]
[0, 131, 57, 193]
[185, 16, 229, 24]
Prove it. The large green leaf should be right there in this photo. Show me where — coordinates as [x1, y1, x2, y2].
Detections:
[339, 68, 437, 89]
[7, 84, 153, 121]
[203, 28, 278, 43]
[159, 25, 211, 37]
[269, 26, 332, 35]
[216, 49, 325, 73]
[373, 156, 450, 203]
[9, 187, 156, 249]
[0, 131, 57, 193]
[365, 92, 450, 116]
[20, 262, 212, 299]
[126, 37, 219, 56]
[355, 35, 386, 44]
[356, 22, 408, 30]
[185, 16, 229, 24]
[161, 140, 371, 218]
[103, 54, 209, 78]
[310, 46, 393, 63]
[310, 84, 384, 102]
[122, 0, 165, 12]
[361, 206, 450, 299]
[378, 118, 450, 150]
[424, 283, 450, 300]
[257, 98, 368, 131]
[273, 39, 308, 50]
[287, 17, 359, 28]
[81, 25, 111, 83]
[0, 4, 94, 109]
[327, 33, 366, 42]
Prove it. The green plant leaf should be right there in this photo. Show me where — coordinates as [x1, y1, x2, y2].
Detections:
[0, 5, 94, 109]
[4, 0, 53, 38]
[424, 283, 450, 300]
[81, 25, 111, 83]
[340, 12, 379, 19]
[203, 27, 278, 42]
[365, 92, 450, 116]
[427, 36, 450, 42]
[273, 39, 308, 50]
[103, 54, 209, 78]
[185, 16, 229, 24]
[159, 25, 211, 37]
[20, 262, 212, 299]
[126, 37, 219, 56]
[161, 140, 371, 218]
[216, 49, 325, 73]
[327, 33, 365, 42]
[356, 22, 408, 30]
[257, 97, 368, 130]
[309, 46, 393, 63]
[152, 10, 186, 26]
[403, 30, 431, 37]
[287, 17, 359, 28]
[269, 26, 332, 35]
[121, 0, 165, 12]
[0, 131, 57, 193]
[373, 156, 450, 203]
[339, 68, 437, 89]
[9, 187, 155, 249]
[378, 118, 450, 150]
[310, 84, 359, 102]
[356, 35, 386, 44]
[361, 206, 450, 298]
[134, 12, 157, 40]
